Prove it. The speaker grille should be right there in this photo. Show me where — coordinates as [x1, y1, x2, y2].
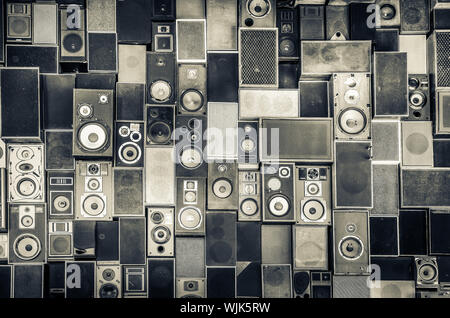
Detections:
[239, 28, 278, 87]
[437, 32, 450, 87]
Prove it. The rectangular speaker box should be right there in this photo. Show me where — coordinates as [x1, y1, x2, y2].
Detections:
[207, 267, 236, 298]
[374, 29, 399, 51]
[206, 103, 238, 160]
[431, 0, 450, 8]
[65, 261, 96, 298]
[237, 261, 261, 297]
[372, 120, 400, 162]
[87, 0, 115, 32]
[96, 221, 119, 262]
[88, 32, 117, 72]
[0, 266, 11, 298]
[42, 74, 75, 129]
[427, 31, 450, 90]
[430, 210, 450, 255]
[116, 83, 145, 121]
[123, 265, 147, 297]
[371, 165, 399, 215]
[237, 121, 259, 168]
[152, 21, 176, 52]
[299, 81, 329, 117]
[33, 3, 58, 44]
[400, 0, 429, 34]
[434, 8, 450, 29]
[147, 207, 174, 257]
[148, 259, 174, 298]
[311, 271, 332, 298]
[239, 28, 278, 87]
[45, 131, 74, 171]
[262, 264, 292, 298]
[153, 0, 176, 20]
[238, 170, 261, 220]
[206, 212, 236, 266]
[399, 210, 428, 256]
[333, 276, 369, 298]
[144, 147, 175, 206]
[175, 177, 206, 236]
[176, 19, 206, 63]
[206, 0, 237, 50]
[119, 218, 146, 265]
[375, 0, 400, 28]
[401, 121, 434, 167]
[146, 106, 174, 146]
[299, 5, 325, 40]
[370, 281, 416, 298]
[294, 225, 328, 270]
[0, 68, 40, 141]
[73, 221, 96, 259]
[434, 139, 450, 167]
[239, 89, 298, 119]
[326, 5, 349, 40]
[48, 222, 72, 259]
[437, 256, 450, 283]
[6, 45, 58, 74]
[47, 170, 74, 219]
[261, 224, 291, 264]
[401, 169, 450, 208]
[334, 141, 373, 209]
[0, 3, 3, 63]
[7, 3, 32, 43]
[240, 0, 275, 28]
[116, 0, 151, 44]
[293, 271, 310, 298]
[398, 35, 427, 74]
[175, 237, 205, 278]
[176, 278, 205, 298]
[405, 74, 430, 121]
[301, 41, 371, 77]
[146, 52, 176, 105]
[370, 217, 399, 256]
[237, 222, 261, 262]
[277, 6, 299, 60]
[261, 119, 333, 162]
[177, 64, 207, 114]
[176, 0, 204, 18]
[279, 62, 299, 89]
[207, 52, 238, 102]
[75, 73, 117, 90]
[0, 233, 7, 261]
[114, 169, 143, 216]
[371, 257, 415, 280]
[59, 6, 86, 63]
[13, 265, 43, 298]
[436, 90, 450, 135]
[349, 2, 376, 41]
[114, 122, 144, 167]
[96, 264, 122, 298]
[207, 163, 238, 210]
[118, 45, 146, 84]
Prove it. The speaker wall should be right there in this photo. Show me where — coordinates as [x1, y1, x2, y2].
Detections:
[148, 259, 174, 298]
[206, 212, 236, 266]
[401, 121, 433, 167]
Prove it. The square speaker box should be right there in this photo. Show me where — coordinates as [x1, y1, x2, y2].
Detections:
[299, 81, 329, 118]
[116, 0, 151, 44]
[113, 168, 144, 216]
[349, 2, 376, 41]
[153, 0, 176, 20]
[206, 0, 237, 50]
[374, 29, 399, 52]
[206, 211, 237, 266]
[152, 22, 176, 52]
[33, 3, 58, 45]
[118, 45, 146, 84]
[176, 19, 206, 63]
[369, 216, 399, 256]
[326, 5, 349, 40]
[96, 221, 119, 262]
[375, 0, 400, 28]
[238, 170, 261, 221]
[436, 90, 450, 135]
[401, 121, 434, 167]
[87, 0, 116, 32]
[116, 83, 145, 121]
[175, 177, 206, 236]
[240, 0, 276, 28]
[146, 105, 174, 146]
[96, 264, 121, 298]
[48, 221, 73, 259]
[237, 222, 261, 262]
[405, 74, 430, 121]
[310, 271, 332, 298]
[333, 276, 369, 298]
[13, 265, 43, 298]
[293, 225, 328, 270]
[434, 8, 450, 29]
[59, 6, 86, 63]
[277, 6, 299, 60]
[7, 3, 32, 43]
[177, 64, 207, 115]
[399, 35, 427, 76]
[88, 32, 117, 72]
[147, 258, 175, 298]
[237, 262, 262, 298]
[261, 224, 291, 264]
[144, 147, 175, 206]
[45, 130, 75, 170]
[427, 31, 450, 90]
[299, 5, 325, 40]
[176, 0, 204, 18]
[237, 121, 259, 168]
[434, 139, 450, 167]
[123, 265, 147, 297]
[176, 278, 205, 298]
[279, 62, 299, 89]
[207, 267, 236, 298]
[48, 171, 74, 219]
[73, 221, 96, 259]
[400, 0, 430, 34]
[371, 165, 399, 216]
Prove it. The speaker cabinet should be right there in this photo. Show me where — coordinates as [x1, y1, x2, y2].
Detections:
[332, 73, 371, 140]
[146, 106, 174, 146]
[0, 170, 5, 233]
[87, 0, 115, 32]
[369, 217, 399, 256]
[176, 278, 205, 298]
[237, 261, 262, 297]
[0, 68, 40, 141]
[399, 35, 427, 74]
[207, 103, 239, 160]
[6, 45, 58, 74]
[415, 257, 439, 288]
[148, 258, 175, 298]
[400, 0, 429, 34]
[333, 210, 369, 275]
[176, 20, 206, 63]
[175, 237, 205, 278]
[45, 131, 74, 171]
[237, 121, 259, 168]
[117, 0, 151, 44]
[123, 265, 147, 297]
[375, 0, 400, 28]
[73, 221, 96, 259]
[294, 225, 328, 270]
[0, 3, 4, 63]
[13, 265, 43, 298]
[299, 81, 329, 118]
[405, 74, 430, 121]
[372, 120, 400, 162]
[147, 207, 174, 257]
[177, 64, 207, 115]
[370, 256, 414, 282]
[96, 264, 121, 298]
[118, 45, 146, 84]
[146, 52, 176, 105]
[116, 83, 145, 121]
[370, 281, 416, 298]
[350, 2, 376, 41]
[60, 6, 86, 63]
[176, 0, 204, 18]
[237, 222, 261, 261]
[75, 73, 116, 90]
[374, 29, 399, 52]
[238, 170, 261, 221]
[42, 74, 75, 130]
[299, 5, 325, 40]
[311, 272, 331, 298]
[33, 3, 57, 44]
[399, 210, 427, 256]
[261, 224, 291, 264]
[145, 147, 175, 206]
[239, 28, 278, 87]
[48, 171, 74, 220]
[75, 161, 113, 221]
[46, 262, 66, 298]
[207, 0, 237, 50]
[7, 3, 32, 43]
[0, 234, 6, 261]
[152, 22, 176, 52]
[434, 139, 450, 167]
[8, 204, 46, 264]
[334, 141, 373, 209]
[114, 122, 144, 167]
[113, 169, 143, 216]
[262, 264, 292, 298]
[88, 32, 117, 72]
[7, 144, 45, 203]
[206, 212, 236, 266]
[428, 31, 450, 90]
[372, 165, 399, 215]
[153, 0, 176, 20]
[207, 163, 238, 210]
[207, 267, 236, 298]
[295, 166, 331, 225]
[175, 177, 206, 236]
[207, 52, 238, 103]
[430, 211, 450, 254]
[48, 221, 73, 259]
[65, 261, 96, 298]
[293, 271, 310, 298]
[119, 218, 146, 265]
[0, 141, 5, 170]
[326, 5, 349, 40]
[73, 89, 114, 157]
[434, 7, 450, 29]
[277, 7, 299, 60]
[436, 90, 450, 135]
[240, 0, 275, 28]
[279, 62, 299, 89]
[333, 275, 369, 298]
[239, 89, 299, 119]
[401, 121, 433, 167]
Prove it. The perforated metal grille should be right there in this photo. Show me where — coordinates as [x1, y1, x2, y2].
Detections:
[436, 32, 450, 87]
[239, 28, 278, 87]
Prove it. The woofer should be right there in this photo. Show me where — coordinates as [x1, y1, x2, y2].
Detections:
[82, 194, 106, 216]
[148, 121, 172, 144]
[247, 0, 271, 18]
[14, 234, 41, 261]
[302, 199, 325, 221]
[180, 146, 203, 169]
[212, 178, 233, 199]
[118, 142, 141, 164]
[179, 207, 202, 230]
[99, 284, 119, 298]
[63, 33, 83, 53]
[181, 89, 204, 112]
[338, 108, 367, 135]
[240, 198, 258, 216]
[150, 80, 172, 102]
[339, 236, 364, 260]
[268, 195, 290, 216]
[78, 123, 108, 151]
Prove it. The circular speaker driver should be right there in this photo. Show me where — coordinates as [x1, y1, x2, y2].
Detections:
[212, 178, 233, 199]
[178, 207, 202, 230]
[405, 133, 429, 155]
[152, 226, 171, 244]
[268, 195, 290, 217]
[52, 236, 70, 255]
[247, 0, 270, 18]
[148, 122, 172, 144]
[280, 39, 295, 56]
[180, 147, 203, 169]
[339, 236, 364, 260]
[181, 89, 204, 112]
[240, 198, 258, 216]
[14, 234, 41, 261]
[118, 142, 141, 164]
[16, 177, 38, 198]
[78, 123, 108, 151]
[11, 18, 28, 34]
[99, 284, 119, 298]
[102, 269, 116, 281]
[419, 264, 437, 282]
[150, 80, 172, 102]
[338, 108, 367, 135]
[302, 199, 325, 221]
[63, 33, 83, 53]
[410, 92, 426, 109]
[82, 195, 105, 216]
[380, 4, 396, 20]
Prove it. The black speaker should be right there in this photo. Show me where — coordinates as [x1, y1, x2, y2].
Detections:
[278, 62, 299, 89]
[88, 32, 117, 72]
[262, 264, 292, 298]
[405, 74, 430, 121]
[293, 271, 310, 298]
[146, 52, 176, 105]
[207, 52, 238, 102]
[146, 105, 174, 146]
[237, 222, 261, 262]
[152, 22, 176, 52]
[175, 177, 206, 236]
[300, 5, 325, 40]
[116, 0, 152, 44]
[370, 217, 399, 256]
[73, 221, 96, 259]
[434, 7, 450, 29]
[119, 218, 146, 265]
[207, 267, 235, 298]
[399, 0, 429, 33]
[207, 163, 238, 211]
[237, 121, 258, 167]
[113, 169, 143, 216]
[326, 5, 349, 40]
[60, 5, 86, 63]
[75, 73, 116, 90]
[45, 131, 74, 171]
[237, 261, 261, 298]
[177, 64, 207, 115]
[148, 259, 174, 298]
[6, 45, 58, 74]
[48, 171, 74, 219]
[434, 139, 450, 167]
[65, 261, 96, 298]
[371, 257, 415, 280]
[374, 29, 399, 51]
[0, 3, 4, 63]
[13, 265, 43, 298]
[42, 74, 75, 129]
[45, 262, 66, 298]
[277, 7, 299, 60]
[152, 0, 175, 21]
[114, 122, 144, 167]
[7, 3, 32, 43]
[0, 266, 12, 298]
[399, 210, 427, 256]
[96, 221, 119, 262]
[349, 2, 376, 40]
[430, 211, 450, 255]
[299, 81, 329, 117]
[206, 212, 236, 266]
[116, 83, 145, 121]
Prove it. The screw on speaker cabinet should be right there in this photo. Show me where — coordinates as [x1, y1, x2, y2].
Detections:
[147, 207, 174, 257]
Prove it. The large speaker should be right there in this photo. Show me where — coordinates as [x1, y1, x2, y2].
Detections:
[45, 131, 75, 171]
[7, 3, 32, 43]
[42, 74, 75, 130]
[114, 122, 144, 167]
[262, 264, 292, 298]
[277, 6, 299, 60]
[299, 81, 329, 118]
[428, 31, 450, 90]
[153, 0, 176, 20]
[8, 204, 46, 264]
[370, 281, 416, 298]
[237, 222, 261, 262]
[434, 7, 450, 29]
[237, 121, 259, 168]
[400, 0, 429, 34]
[146, 106, 174, 146]
[147, 207, 174, 257]
[371, 164, 399, 215]
[401, 121, 433, 167]
[73, 89, 114, 157]
[333, 210, 369, 275]
[176, 20, 206, 63]
[207, 163, 238, 210]
[369, 217, 399, 256]
[175, 237, 205, 278]
[116, 0, 151, 44]
[96, 221, 119, 262]
[119, 218, 146, 265]
[405, 74, 430, 121]
[238, 170, 261, 221]
[206, 102, 238, 160]
[239, 89, 299, 118]
[299, 5, 325, 40]
[144, 147, 175, 206]
[293, 225, 328, 270]
[65, 261, 96, 298]
[372, 120, 400, 161]
[146, 52, 176, 105]
[177, 64, 207, 115]
[175, 177, 206, 236]
[176, 278, 205, 298]
[206, 212, 236, 266]
[60, 6, 86, 63]
[207, 267, 236, 298]
[116, 83, 145, 121]
[207, 52, 238, 103]
[113, 169, 143, 216]
[399, 35, 427, 74]
[87, 0, 115, 32]
[33, 3, 57, 44]
[326, 5, 349, 40]
[399, 210, 427, 256]
[73, 221, 96, 259]
[374, 29, 399, 52]
[13, 265, 43, 298]
[436, 90, 450, 135]
[206, 0, 237, 50]
[46, 262, 66, 298]
[118, 45, 146, 84]
[148, 259, 175, 298]
[6, 45, 58, 74]
[88, 33, 117, 72]
[240, 0, 275, 28]
[96, 264, 121, 298]
[261, 224, 291, 264]
[48, 221, 73, 260]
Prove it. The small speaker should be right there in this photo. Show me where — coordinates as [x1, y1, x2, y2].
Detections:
[116, 83, 145, 121]
[239, 89, 299, 119]
[237, 262, 261, 297]
[175, 237, 205, 278]
[372, 120, 400, 161]
[6, 45, 58, 74]
[207, 0, 237, 50]
[116, 0, 151, 44]
[45, 131, 74, 170]
[176, 19, 206, 63]
[436, 90, 450, 135]
[0, 266, 11, 298]
[207, 163, 238, 210]
[145, 147, 175, 206]
[401, 121, 433, 167]
[13, 265, 43, 298]
[277, 7, 299, 60]
[65, 261, 96, 298]
[207, 267, 236, 298]
[48, 221, 73, 259]
[299, 5, 325, 40]
[176, 278, 205, 298]
[45, 262, 66, 298]
[240, 0, 275, 28]
[237, 222, 261, 261]
[370, 281, 416, 298]
[96, 264, 121, 298]
[87, 0, 115, 32]
[148, 259, 175, 298]
[146, 106, 174, 147]
[434, 7, 450, 29]
[376, 0, 400, 28]
[147, 207, 174, 257]
[206, 212, 236, 266]
[48, 171, 74, 219]
[431, 211, 450, 254]
[153, 0, 176, 20]
[237, 121, 259, 168]
[278, 62, 299, 89]
[75, 73, 116, 90]
[405, 74, 430, 121]
[73, 221, 96, 259]
[113, 169, 143, 216]
[152, 22, 176, 52]
[415, 257, 439, 288]
[294, 225, 328, 270]
[88, 32, 117, 72]
[207, 52, 238, 102]
[33, 3, 58, 44]
[238, 170, 261, 221]
[7, 3, 32, 43]
[374, 29, 399, 51]
[118, 45, 146, 84]
[311, 272, 331, 299]
[261, 224, 291, 264]
[119, 218, 146, 265]
[434, 139, 450, 167]
[177, 64, 207, 115]
[427, 31, 450, 90]
[293, 271, 310, 298]
[333, 276, 369, 298]
[326, 5, 349, 40]
[299, 81, 329, 117]
[146, 52, 176, 105]
[399, 210, 427, 256]
[371, 164, 399, 215]
[114, 122, 144, 167]
[400, 0, 430, 34]
[399, 35, 427, 74]
[123, 265, 147, 297]
[369, 217, 399, 256]
[175, 177, 206, 236]
[60, 6, 86, 63]
[262, 264, 292, 298]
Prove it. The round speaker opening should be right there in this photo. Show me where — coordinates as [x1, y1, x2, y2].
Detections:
[419, 263, 437, 282]
[150, 80, 172, 102]
[280, 39, 295, 56]
[380, 4, 396, 20]
[178, 207, 202, 230]
[118, 126, 130, 137]
[52, 236, 70, 254]
[152, 226, 171, 244]
[14, 234, 41, 261]
[302, 199, 325, 221]
[268, 195, 290, 217]
[338, 107, 368, 135]
[247, 0, 270, 18]
[148, 122, 172, 144]
[54, 195, 70, 212]
[180, 146, 203, 169]
[240, 198, 258, 216]
[78, 123, 108, 151]
[102, 268, 116, 281]
[82, 195, 106, 216]
[181, 89, 204, 112]
[409, 91, 426, 109]
[118, 142, 142, 164]
[212, 178, 233, 199]
[63, 33, 83, 53]
[405, 133, 429, 155]
[339, 236, 364, 260]
[99, 283, 119, 298]
[16, 177, 38, 198]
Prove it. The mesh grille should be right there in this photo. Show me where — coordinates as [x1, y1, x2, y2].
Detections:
[239, 29, 278, 87]
[436, 32, 450, 87]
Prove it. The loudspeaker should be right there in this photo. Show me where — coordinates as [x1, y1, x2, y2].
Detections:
[207, 53, 238, 102]
[326, 5, 349, 40]
[8, 204, 46, 264]
[0, 68, 40, 141]
[118, 45, 146, 84]
[119, 218, 146, 265]
[13, 265, 43, 298]
[175, 177, 206, 235]
[148, 259, 175, 298]
[370, 281, 416, 298]
[96, 221, 119, 262]
[277, 7, 299, 60]
[206, 103, 238, 160]
[7, 3, 32, 43]
[295, 166, 331, 225]
[42, 74, 75, 129]
[73, 221, 96, 259]
[88, 32, 117, 72]
[239, 28, 278, 87]
[399, 35, 427, 74]
[116, 83, 145, 121]
[177, 64, 207, 114]
[0, 266, 12, 298]
[334, 211, 369, 275]
[237, 121, 259, 168]
[279, 62, 299, 89]
[405, 74, 430, 121]
[87, 0, 115, 32]
[376, 0, 400, 28]
[262, 264, 292, 298]
[116, 0, 151, 44]
[48, 221, 73, 259]
[261, 224, 291, 264]
[401, 121, 433, 167]
[123, 265, 147, 297]
[147, 207, 174, 257]
[437, 256, 450, 284]
[237, 261, 261, 297]
[145, 147, 175, 206]
[75, 73, 116, 90]
[371, 165, 399, 215]
[207, 0, 237, 50]
[293, 225, 328, 270]
[114, 123, 144, 167]
[65, 261, 96, 298]
[207, 163, 238, 210]
[369, 217, 399, 256]
[334, 141, 373, 209]
[45, 131, 74, 170]
[175, 237, 205, 278]
[427, 31, 450, 90]
[237, 222, 261, 261]
[146, 52, 176, 105]
[75, 161, 113, 221]
[261, 119, 333, 162]
[399, 210, 427, 256]
[153, 0, 176, 20]
[174, 116, 207, 177]
[293, 271, 310, 298]
[301, 41, 371, 77]
[333, 276, 369, 298]
[0, 233, 8, 262]
[239, 89, 299, 118]
[176, 20, 206, 63]
[47, 171, 74, 220]
[349, 2, 376, 41]
[176, 278, 205, 298]
[33, 3, 57, 44]
[299, 81, 329, 118]
[45, 262, 66, 298]
[434, 139, 450, 167]
[96, 264, 121, 298]
[60, 6, 86, 63]
[400, 0, 429, 34]
[299, 5, 325, 40]
[238, 170, 261, 221]
[240, 0, 275, 28]
[6, 45, 58, 74]
[431, 211, 450, 254]
[152, 22, 176, 52]
[415, 257, 439, 288]
[374, 29, 399, 52]
[206, 212, 236, 266]
[73, 89, 114, 157]
[113, 169, 143, 216]
[434, 8, 450, 29]
[310, 271, 332, 298]
[436, 90, 450, 134]
[176, 0, 203, 18]
[372, 120, 400, 161]
[146, 106, 174, 146]
[207, 267, 236, 298]
[7, 144, 45, 203]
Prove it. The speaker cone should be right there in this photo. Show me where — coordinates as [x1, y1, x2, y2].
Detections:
[150, 80, 172, 102]
[180, 146, 203, 169]
[102, 269, 116, 281]
[82, 194, 105, 216]
[152, 226, 171, 244]
[418, 263, 437, 282]
[380, 4, 396, 20]
[179, 207, 202, 230]
[339, 236, 364, 260]
[50, 235, 71, 255]
[9, 16, 30, 36]
[212, 178, 233, 199]
[14, 234, 41, 260]
[338, 108, 367, 135]
[240, 198, 258, 216]
[293, 272, 310, 295]
[78, 123, 108, 151]
[99, 283, 119, 298]
[280, 39, 295, 56]
[247, 0, 271, 18]
[405, 133, 429, 155]
[16, 176, 38, 198]
[181, 89, 204, 112]
[302, 199, 325, 221]
[118, 142, 142, 164]
[63, 33, 83, 53]
[410, 92, 426, 109]
[148, 121, 172, 144]
[268, 195, 290, 216]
